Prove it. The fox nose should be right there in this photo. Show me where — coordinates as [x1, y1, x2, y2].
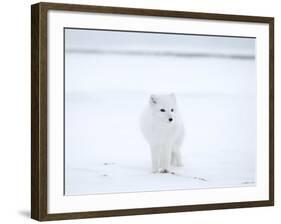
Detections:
[169, 118, 173, 122]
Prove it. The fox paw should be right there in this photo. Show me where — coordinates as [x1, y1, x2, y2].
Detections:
[160, 169, 169, 173]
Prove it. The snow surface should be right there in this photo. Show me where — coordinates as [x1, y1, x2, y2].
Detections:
[64, 30, 256, 195]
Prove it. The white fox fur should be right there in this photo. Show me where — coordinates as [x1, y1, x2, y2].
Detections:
[140, 93, 184, 173]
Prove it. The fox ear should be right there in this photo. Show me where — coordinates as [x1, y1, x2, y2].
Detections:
[170, 93, 176, 100]
[150, 94, 157, 105]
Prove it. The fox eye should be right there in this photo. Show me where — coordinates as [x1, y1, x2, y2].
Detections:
[171, 108, 174, 112]
[160, 109, 165, 112]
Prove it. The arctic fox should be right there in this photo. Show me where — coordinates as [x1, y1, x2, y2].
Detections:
[140, 93, 184, 173]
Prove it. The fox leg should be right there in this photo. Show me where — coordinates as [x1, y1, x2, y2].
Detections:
[171, 151, 177, 166]
[171, 144, 183, 167]
[150, 145, 160, 173]
[174, 150, 183, 167]
[159, 146, 171, 173]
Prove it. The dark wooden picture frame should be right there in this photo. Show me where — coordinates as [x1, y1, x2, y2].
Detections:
[31, 2, 274, 221]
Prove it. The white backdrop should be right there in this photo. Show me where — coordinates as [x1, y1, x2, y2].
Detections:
[0, 0, 279, 223]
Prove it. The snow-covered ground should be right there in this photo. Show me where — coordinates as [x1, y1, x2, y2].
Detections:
[64, 29, 256, 195]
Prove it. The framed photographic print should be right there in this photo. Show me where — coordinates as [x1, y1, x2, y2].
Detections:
[31, 2, 274, 221]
